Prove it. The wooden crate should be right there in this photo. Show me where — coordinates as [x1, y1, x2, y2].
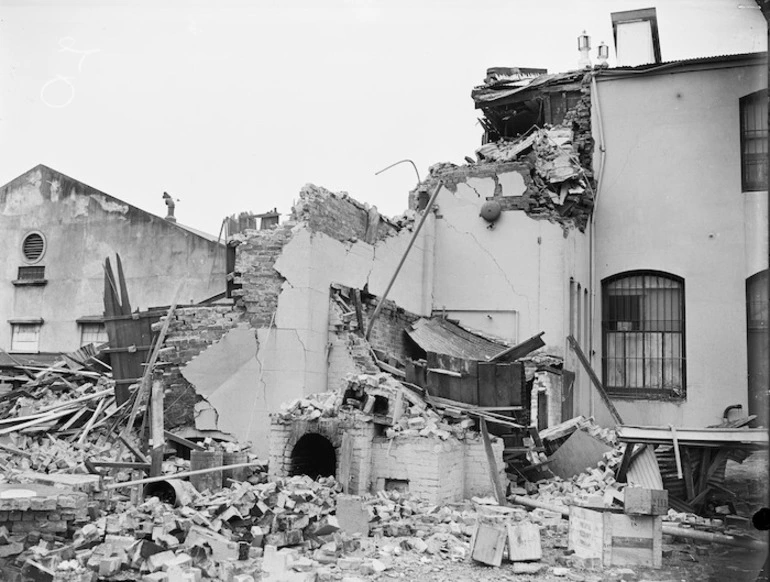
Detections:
[506, 522, 542, 562]
[568, 506, 662, 569]
[624, 487, 668, 516]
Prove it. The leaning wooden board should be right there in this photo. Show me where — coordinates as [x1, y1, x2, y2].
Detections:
[568, 506, 662, 569]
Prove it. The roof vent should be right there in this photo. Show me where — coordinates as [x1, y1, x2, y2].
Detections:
[611, 8, 662, 67]
[22, 232, 45, 263]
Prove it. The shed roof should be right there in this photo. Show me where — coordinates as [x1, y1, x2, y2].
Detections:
[406, 318, 507, 361]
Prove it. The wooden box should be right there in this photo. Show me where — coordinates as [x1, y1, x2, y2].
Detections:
[624, 487, 668, 516]
[506, 522, 542, 562]
[568, 506, 662, 569]
[470, 522, 507, 566]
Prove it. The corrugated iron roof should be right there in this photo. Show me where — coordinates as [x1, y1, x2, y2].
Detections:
[405, 318, 507, 361]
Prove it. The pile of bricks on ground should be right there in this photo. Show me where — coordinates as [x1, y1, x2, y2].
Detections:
[0, 470, 512, 582]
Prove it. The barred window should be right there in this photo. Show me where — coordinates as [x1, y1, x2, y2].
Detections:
[602, 272, 685, 398]
[740, 90, 768, 192]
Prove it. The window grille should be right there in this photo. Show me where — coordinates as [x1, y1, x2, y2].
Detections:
[741, 90, 768, 192]
[602, 272, 685, 398]
[17, 266, 45, 280]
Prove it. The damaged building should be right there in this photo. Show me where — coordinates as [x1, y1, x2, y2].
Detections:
[155, 11, 767, 495]
[0, 165, 226, 372]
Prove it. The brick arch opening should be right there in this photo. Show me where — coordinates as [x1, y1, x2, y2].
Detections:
[290, 433, 336, 479]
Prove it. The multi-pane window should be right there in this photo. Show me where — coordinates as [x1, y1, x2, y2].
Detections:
[740, 90, 768, 192]
[11, 323, 41, 352]
[602, 272, 685, 398]
[80, 323, 108, 347]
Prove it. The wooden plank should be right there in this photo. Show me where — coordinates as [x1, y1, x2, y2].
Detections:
[511, 362, 525, 407]
[488, 331, 545, 363]
[460, 360, 478, 405]
[549, 428, 612, 479]
[164, 431, 204, 452]
[119, 434, 150, 462]
[338, 432, 353, 494]
[568, 335, 623, 424]
[616, 426, 769, 446]
[681, 448, 695, 500]
[470, 522, 507, 566]
[568, 506, 610, 561]
[89, 461, 151, 471]
[696, 448, 711, 494]
[609, 513, 662, 569]
[149, 380, 164, 477]
[495, 363, 515, 407]
[477, 363, 497, 408]
[480, 419, 505, 505]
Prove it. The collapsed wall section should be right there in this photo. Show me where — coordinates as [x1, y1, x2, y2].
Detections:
[157, 305, 246, 428]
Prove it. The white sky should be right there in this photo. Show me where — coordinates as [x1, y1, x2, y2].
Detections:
[0, 0, 766, 235]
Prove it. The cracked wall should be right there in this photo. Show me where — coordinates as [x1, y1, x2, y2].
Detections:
[161, 186, 433, 457]
[427, 166, 590, 358]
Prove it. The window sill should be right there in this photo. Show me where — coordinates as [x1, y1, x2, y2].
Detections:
[607, 390, 685, 402]
[12, 279, 48, 287]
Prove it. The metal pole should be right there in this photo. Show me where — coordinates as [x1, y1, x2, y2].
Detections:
[365, 181, 442, 340]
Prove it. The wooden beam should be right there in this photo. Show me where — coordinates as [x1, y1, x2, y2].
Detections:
[480, 419, 506, 505]
[164, 430, 204, 452]
[149, 380, 164, 477]
[615, 442, 636, 482]
[567, 335, 623, 424]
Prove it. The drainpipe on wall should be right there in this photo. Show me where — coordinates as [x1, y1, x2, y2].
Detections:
[365, 181, 443, 340]
[588, 72, 608, 418]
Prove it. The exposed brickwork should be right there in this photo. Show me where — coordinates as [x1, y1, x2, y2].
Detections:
[232, 223, 295, 329]
[362, 297, 421, 362]
[293, 184, 400, 244]
[157, 305, 246, 428]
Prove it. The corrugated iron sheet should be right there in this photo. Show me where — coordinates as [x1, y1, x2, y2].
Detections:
[626, 444, 664, 489]
[406, 318, 506, 361]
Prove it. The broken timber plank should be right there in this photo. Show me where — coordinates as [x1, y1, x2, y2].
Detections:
[164, 431, 204, 452]
[480, 418, 506, 505]
[567, 335, 623, 424]
[149, 380, 165, 476]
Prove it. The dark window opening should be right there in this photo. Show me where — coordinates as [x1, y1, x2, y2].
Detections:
[372, 395, 389, 416]
[289, 434, 336, 480]
[602, 272, 685, 398]
[740, 90, 768, 192]
[384, 479, 409, 494]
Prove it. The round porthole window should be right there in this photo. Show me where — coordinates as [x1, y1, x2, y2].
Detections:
[22, 232, 46, 263]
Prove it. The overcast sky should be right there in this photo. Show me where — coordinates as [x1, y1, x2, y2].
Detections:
[0, 0, 766, 235]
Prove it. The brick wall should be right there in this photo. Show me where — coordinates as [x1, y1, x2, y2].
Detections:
[463, 436, 505, 499]
[371, 436, 465, 504]
[232, 223, 295, 328]
[362, 297, 421, 361]
[531, 370, 563, 430]
[156, 305, 245, 427]
[293, 184, 399, 244]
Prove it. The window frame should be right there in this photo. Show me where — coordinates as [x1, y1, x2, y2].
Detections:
[10, 321, 43, 353]
[78, 321, 109, 347]
[601, 271, 686, 400]
[740, 89, 768, 192]
[21, 231, 46, 264]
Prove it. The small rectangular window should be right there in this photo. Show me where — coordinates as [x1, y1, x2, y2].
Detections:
[11, 323, 41, 352]
[80, 323, 108, 347]
[17, 266, 45, 280]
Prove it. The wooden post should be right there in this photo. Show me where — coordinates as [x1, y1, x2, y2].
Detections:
[567, 335, 623, 424]
[149, 380, 164, 476]
[480, 418, 506, 505]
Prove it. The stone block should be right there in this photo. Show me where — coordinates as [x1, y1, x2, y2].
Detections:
[335, 495, 369, 536]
